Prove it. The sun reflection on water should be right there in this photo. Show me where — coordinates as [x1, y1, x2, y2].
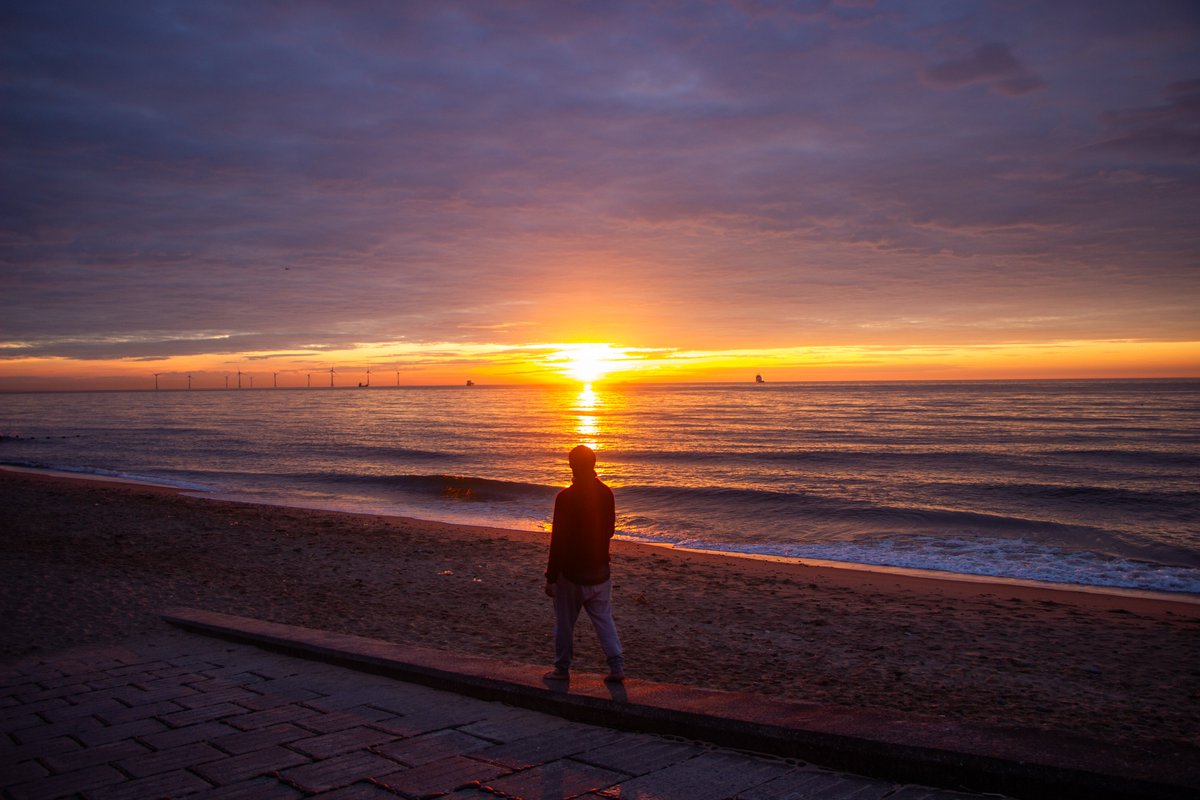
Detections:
[574, 384, 600, 450]
[578, 383, 597, 408]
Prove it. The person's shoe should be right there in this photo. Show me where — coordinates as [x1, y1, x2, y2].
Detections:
[542, 668, 569, 681]
[604, 671, 625, 683]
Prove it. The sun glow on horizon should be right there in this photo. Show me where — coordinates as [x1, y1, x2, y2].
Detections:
[0, 338, 1197, 392]
[555, 344, 625, 384]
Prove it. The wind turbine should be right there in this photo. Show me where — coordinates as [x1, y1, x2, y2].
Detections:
[307, 373, 311, 388]
[153, 373, 160, 390]
[329, 367, 336, 387]
[237, 370, 243, 390]
[273, 372, 278, 389]
[224, 375, 229, 389]
[187, 374, 192, 390]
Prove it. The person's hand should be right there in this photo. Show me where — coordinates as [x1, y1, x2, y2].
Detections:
[544, 580, 556, 598]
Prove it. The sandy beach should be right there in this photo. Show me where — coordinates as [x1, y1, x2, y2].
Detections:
[2, 468, 1198, 748]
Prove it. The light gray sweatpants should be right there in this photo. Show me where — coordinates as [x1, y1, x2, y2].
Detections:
[553, 576, 624, 673]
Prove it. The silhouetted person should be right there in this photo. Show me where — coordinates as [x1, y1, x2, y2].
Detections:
[544, 445, 624, 682]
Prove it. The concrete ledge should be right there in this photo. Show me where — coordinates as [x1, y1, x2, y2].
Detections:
[162, 608, 1199, 800]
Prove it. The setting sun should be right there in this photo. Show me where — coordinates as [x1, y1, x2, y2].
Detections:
[557, 344, 622, 384]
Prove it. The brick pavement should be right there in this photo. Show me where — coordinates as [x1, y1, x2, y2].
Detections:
[0, 629, 1005, 800]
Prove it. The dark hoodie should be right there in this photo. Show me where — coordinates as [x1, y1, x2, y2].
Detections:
[545, 473, 616, 585]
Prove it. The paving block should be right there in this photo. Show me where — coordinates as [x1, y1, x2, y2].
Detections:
[295, 704, 395, 733]
[10, 682, 81, 704]
[7, 763, 126, 800]
[223, 703, 321, 731]
[97, 698, 184, 726]
[365, 690, 493, 721]
[41, 696, 130, 724]
[88, 768, 213, 800]
[482, 758, 626, 799]
[3, 695, 71, 718]
[366, 684, 481, 717]
[278, 749, 399, 793]
[370, 703, 490, 737]
[181, 775, 304, 799]
[83, 674, 140, 691]
[138, 719, 235, 751]
[375, 754, 510, 797]
[117, 740, 227, 778]
[0, 734, 80, 766]
[256, 667, 350, 694]
[303, 782, 400, 799]
[226, 654, 307, 681]
[0, 756, 49, 785]
[0, 681, 40, 700]
[76, 715, 168, 746]
[158, 701, 250, 728]
[597, 751, 796, 800]
[234, 686, 323, 711]
[42, 738, 151, 773]
[374, 729, 494, 767]
[297, 688, 401, 712]
[288, 725, 401, 759]
[12, 714, 106, 743]
[34, 670, 103, 690]
[164, 655, 227, 672]
[572, 733, 704, 777]
[39, 690, 127, 724]
[103, 660, 174, 679]
[199, 665, 271, 685]
[138, 666, 201, 683]
[211, 722, 312, 755]
[735, 768, 895, 800]
[473, 724, 625, 770]
[884, 786, 999, 799]
[1, 712, 49, 736]
[115, 682, 199, 705]
[173, 685, 263, 711]
[456, 706, 574, 744]
[192, 745, 312, 785]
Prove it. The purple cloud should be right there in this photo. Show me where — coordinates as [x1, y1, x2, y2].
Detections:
[1097, 80, 1200, 157]
[923, 42, 1044, 96]
[1, 1, 1197, 363]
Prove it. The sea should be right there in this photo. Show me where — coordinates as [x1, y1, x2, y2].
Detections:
[2, 379, 1198, 595]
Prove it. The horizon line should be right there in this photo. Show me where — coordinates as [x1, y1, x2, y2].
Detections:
[3, 374, 1199, 395]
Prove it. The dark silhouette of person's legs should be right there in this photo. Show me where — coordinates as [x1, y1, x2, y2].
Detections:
[581, 581, 624, 676]
[552, 577, 584, 673]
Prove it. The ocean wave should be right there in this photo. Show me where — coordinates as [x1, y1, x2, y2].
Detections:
[616, 482, 1103, 540]
[659, 535, 1200, 595]
[610, 447, 1180, 478]
[923, 479, 1199, 515]
[298, 443, 460, 463]
[992, 482, 1199, 511]
[283, 471, 557, 504]
[0, 461, 213, 493]
[1039, 448, 1200, 469]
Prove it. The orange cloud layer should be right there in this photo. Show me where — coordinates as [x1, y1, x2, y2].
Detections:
[1, 339, 1196, 392]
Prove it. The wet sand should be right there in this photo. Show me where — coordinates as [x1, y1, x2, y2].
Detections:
[2, 468, 1198, 747]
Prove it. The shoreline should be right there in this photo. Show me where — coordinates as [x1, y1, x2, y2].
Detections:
[5, 464, 1196, 607]
[3, 467, 1199, 746]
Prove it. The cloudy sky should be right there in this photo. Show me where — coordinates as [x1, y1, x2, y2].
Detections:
[3, 0, 1198, 388]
